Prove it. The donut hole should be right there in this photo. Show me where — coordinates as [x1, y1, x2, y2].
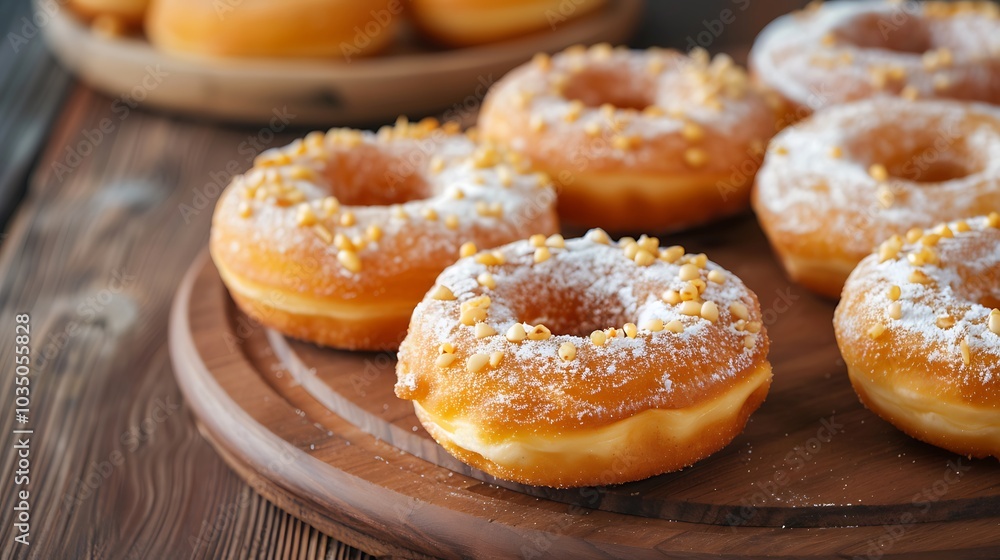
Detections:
[833, 13, 932, 54]
[561, 67, 655, 111]
[322, 146, 433, 206]
[879, 140, 982, 184]
[497, 268, 638, 336]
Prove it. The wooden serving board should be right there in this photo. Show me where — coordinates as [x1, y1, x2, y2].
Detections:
[169, 216, 1000, 559]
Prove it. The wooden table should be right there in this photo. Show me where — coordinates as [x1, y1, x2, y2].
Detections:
[0, 1, 814, 558]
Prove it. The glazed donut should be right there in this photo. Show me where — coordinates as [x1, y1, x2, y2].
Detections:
[146, 0, 400, 58]
[834, 214, 1000, 458]
[479, 45, 778, 234]
[210, 118, 559, 351]
[753, 99, 1000, 299]
[408, 0, 606, 47]
[395, 231, 772, 487]
[750, 1, 1000, 124]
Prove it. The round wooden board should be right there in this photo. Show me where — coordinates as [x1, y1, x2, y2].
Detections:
[169, 216, 1000, 559]
[41, 0, 641, 126]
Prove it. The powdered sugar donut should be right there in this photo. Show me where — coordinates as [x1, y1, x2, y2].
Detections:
[750, 1, 1000, 124]
[753, 99, 1000, 298]
[395, 230, 772, 487]
[834, 214, 1000, 458]
[211, 118, 559, 351]
[479, 45, 778, 233]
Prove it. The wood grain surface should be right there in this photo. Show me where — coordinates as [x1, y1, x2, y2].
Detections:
[0, 83, 372, 559]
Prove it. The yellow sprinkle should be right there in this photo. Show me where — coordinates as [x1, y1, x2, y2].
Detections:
[366, 224, 383, 242]
[489, 351, 504, 368]
[477, 273, 496, 290]
[906, 228, 924, 243]
[869, 164, 889, 182]
[909, 270, 932, 284]
[681, 121, 704, 142]
[391, 205, 408, 220]
[773, 145, 789, 155]
[532, 52, 551, 70]
[701, 301, 719, 322]
[546, 234, 566, 248]
[466, 353, 490, 373]
[679, 263, 701, 281]
[681, 301, 702, 316]
[422, 207, 438, 221]
[988, 212, 1000, 228]
[475, 323, 497, 339]
[590, 330, 607, 346]
[659, 245, 684, 263]
[238, 202, 253, 218]
[644, 319, 664, 332]
[662, 290, 681, 305]
[527, 324, 552, 341]
[708, 270, 726, 284]
[900, 85, 919, 100]
[312, 224, 333, 244]
[634, 249, 656, 267]
[936, 314, 955, 329]
[960, 336, 970, 366]
[529, 116, 546, 132]
[665, 320, 684, 333]
[529, 234, 547, 247]
[460, 241, 477, 258]
[888, 302, 902, 320]
[623, 323, 638, 339]
[460, 307, 487, 326]
[444, 214, 459, 230]
[534, 247, 551, 263]
[439, 342, 456, 354]
[506, 323, 527, 342]
[339, 211, 356, 227]
[586, 228, 610, 244]
[888, 285, 901, 301]
[867, 323, 886, 340]
[829, 146, 843, 158]
[337, 250, 362, 273]
[430, 285, 456, 301]
[744, 334, 757, 349]
[746, 321, 762, 334]
[730, 302, 749, 321]
[988, 309, 1000, 335]
[335, 233, 355, 250]
[558, 342, 577, 361]
[876, 185, 895, 208]
[954, 220, 971, 233]
[436, 353, 457, 368]
[683, 147, 709, 168]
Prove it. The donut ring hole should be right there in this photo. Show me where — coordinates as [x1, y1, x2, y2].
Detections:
[320, 145, 433, 206]
[848, 124, 985, 184]
[561, 66, 655, 111]
[492, 262, 648, 337]
[831, 12, 933, 54]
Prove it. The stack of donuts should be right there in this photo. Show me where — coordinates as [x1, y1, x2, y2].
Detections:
[210, 0, 1000, 489]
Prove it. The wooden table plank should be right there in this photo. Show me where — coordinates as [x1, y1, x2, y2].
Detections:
[0, 85, 372, 559]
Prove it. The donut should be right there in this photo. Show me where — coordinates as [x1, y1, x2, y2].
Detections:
[68, 0, 148, 31]
[210, 118, 559, 351]
[145, 0, 400, 58]
[834, 214, 1000, 458]
[750, 1, 1000, 124]
[479, 45, 779, 234]
[408, 0, 607, 47]
[753, 99, 1000, 299]
[395, 230, 772, 487]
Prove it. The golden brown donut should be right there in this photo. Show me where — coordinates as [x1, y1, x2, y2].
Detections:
[753, 99, 1000, 299]
[210, 119, 559, 350]
[395, 231, 772, 487]
[834, 214, 1000, 458]
[408, 0, 607, 47]
[479, 45, 778, 234]
[146, 0, 401, 58]
[750, 1, 1000, 124]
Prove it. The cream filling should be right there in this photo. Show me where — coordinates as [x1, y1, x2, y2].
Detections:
[216, 260, 415, 320]
[416, 364, 772, 467]
[850, 369, 1000, 440]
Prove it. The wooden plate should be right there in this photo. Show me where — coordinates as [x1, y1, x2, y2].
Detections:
[41, 0, 641, 126]
[169, 216, 1000, 559]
